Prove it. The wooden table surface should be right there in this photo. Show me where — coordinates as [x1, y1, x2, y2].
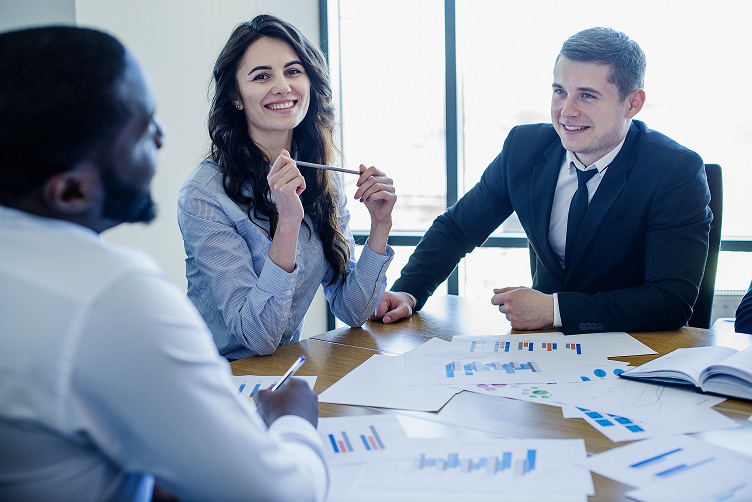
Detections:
[231, 295, 752, 501]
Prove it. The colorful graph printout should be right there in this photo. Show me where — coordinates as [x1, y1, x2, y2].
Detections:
[580, 434, 752, 498]
[352, 438, 594, 496]
[405, 354, 595, 385]
[415, 449, 537, 475]
[317, 414, 409, 465]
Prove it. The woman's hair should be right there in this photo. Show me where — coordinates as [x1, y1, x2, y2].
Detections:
[208, 14, 349, 283]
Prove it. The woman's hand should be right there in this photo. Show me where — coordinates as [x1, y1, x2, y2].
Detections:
[354, 165, 397, 226]
[267, 149, 305, 225]
[354, 165, 396, 255]
[267, 149, 305, 272]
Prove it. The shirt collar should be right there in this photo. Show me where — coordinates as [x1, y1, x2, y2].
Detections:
[566, 136, 627, 174]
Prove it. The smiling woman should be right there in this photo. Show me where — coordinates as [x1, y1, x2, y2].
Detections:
[176, 14, 397, 360]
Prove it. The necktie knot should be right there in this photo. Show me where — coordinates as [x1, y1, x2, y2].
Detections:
[576, 166, 597, 187]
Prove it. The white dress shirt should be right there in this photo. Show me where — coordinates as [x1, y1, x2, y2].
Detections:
[0, 205, 328, 501]
[549, 139, 625, 326]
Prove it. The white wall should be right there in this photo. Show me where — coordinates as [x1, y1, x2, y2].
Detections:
[0, 0, 328, 337]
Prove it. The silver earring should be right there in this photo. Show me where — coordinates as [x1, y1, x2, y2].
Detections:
[236, 104, 242, 110]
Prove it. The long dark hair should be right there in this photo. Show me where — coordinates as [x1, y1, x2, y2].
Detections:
[208, 14, 349, 283]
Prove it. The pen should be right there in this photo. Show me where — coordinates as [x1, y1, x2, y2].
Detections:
[270, 356, 306, 391]
[295, 160, 361, 175]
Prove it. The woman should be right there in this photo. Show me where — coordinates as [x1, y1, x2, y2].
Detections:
[178, 14, 396, 359]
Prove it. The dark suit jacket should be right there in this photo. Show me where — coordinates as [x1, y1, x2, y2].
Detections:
[735, 281, 752, 335]
[393, 120, 712, 334]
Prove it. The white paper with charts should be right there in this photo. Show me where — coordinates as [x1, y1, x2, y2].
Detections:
[344, 438, 593, 499]
[317, 414, 410, 465]
[404, 335, 608, 385]
[578, 434, 752, 502]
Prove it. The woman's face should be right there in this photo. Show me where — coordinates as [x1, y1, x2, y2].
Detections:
[234, 37, 311, 142]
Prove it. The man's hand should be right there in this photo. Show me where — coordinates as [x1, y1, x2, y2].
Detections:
[371, 291, 415, 324]
[255, 377, 319, 428]
[491, 286, 554, 330]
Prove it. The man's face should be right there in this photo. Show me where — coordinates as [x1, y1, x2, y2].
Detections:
[101, 53, 164, 225]
[550, 56, 641, 166]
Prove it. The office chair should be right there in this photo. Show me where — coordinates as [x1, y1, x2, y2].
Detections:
[688, 163, 723, 328]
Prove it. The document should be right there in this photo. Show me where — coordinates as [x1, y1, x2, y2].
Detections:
[619, 345, 752, 401]
[318, 354, 458, 411]
[579, 434, 752, 501]
[344, 438, 593, 500]
[317, 414, 410, 465]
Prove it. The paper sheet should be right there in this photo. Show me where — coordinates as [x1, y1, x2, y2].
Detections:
[318, 354, 458, 411]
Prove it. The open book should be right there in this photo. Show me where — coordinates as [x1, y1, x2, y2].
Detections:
[619, 345, 752, 401]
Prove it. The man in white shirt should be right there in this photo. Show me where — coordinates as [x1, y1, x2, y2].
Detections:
[0, 26, 327, 501]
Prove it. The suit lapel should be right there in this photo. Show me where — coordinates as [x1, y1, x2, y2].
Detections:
[565, 122, 640, 282]
[529, 141, 566, 277]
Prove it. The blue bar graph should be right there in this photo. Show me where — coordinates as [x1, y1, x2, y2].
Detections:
[655, 457, 715, 478]
[468, 340, 507, 352]
[630, 448, 683, 469]
[328, 425, 385, 454]
[414, 449, 537, 475]
[445, 360, 542, 378]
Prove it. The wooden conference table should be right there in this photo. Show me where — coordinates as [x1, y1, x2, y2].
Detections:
[231, 295, 752, 501]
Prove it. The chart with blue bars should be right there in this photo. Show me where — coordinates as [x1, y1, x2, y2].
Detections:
[414, 449, 537, 475]
[468, 339, 583, 354]
[578, 407, 645, 433]
[237, 381, 261, 398]
[629, 447, 715, 479]
[328, 424, 385, 454]
[446, 360, 541, 378]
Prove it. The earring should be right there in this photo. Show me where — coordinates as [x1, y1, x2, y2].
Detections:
[236, 104, 242, 110]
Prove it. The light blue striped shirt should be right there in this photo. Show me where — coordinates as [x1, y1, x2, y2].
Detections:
[177, 159, 393, 359]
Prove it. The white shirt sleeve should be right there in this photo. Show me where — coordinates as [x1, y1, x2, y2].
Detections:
[73, 270, 328, 501]
[553, 292, 562, 327]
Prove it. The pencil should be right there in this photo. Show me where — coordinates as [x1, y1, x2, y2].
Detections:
[296, 160, 361, 175]
[270, 356, 306, 391]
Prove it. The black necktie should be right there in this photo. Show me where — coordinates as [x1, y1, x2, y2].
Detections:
[565, 165, 597, 269]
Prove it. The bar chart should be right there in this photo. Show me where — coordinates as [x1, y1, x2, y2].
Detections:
[465, 339, 582, 354]
[236, 381, 261, 399]
[445, 360, 541, 378]
[328, 424, 385, 454]
[318, 415, 409, 465]
[629, 447, 715, 479]
[414, 449, 537, 475]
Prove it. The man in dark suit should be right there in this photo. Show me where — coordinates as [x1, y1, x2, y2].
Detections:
[373, 27, 711, 334]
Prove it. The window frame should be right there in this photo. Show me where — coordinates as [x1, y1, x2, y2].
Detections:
[321, 0, 752, 328]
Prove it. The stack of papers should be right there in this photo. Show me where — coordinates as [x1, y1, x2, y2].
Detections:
[260, 330, 751, 499]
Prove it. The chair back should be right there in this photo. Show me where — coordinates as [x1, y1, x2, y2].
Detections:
[688, 163, 723, 328]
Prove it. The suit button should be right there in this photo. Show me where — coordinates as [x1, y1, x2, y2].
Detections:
[597, 323, 604, 330]
[579, 323, 586, 330]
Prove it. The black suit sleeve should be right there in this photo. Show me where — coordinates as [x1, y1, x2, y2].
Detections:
[735, 281, 752, 335]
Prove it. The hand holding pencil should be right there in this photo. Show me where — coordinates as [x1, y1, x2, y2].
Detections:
[255, 356, 319, 428]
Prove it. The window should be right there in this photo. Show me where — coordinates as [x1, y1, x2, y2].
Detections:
[327, 0, 752, 303]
